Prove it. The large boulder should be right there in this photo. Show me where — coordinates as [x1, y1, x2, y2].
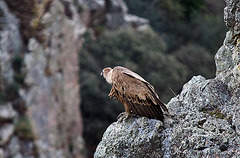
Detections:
[94, 117, 164, 158]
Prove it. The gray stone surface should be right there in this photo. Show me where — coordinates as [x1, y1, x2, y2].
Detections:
[0, 124, 14, 145]
[5, 137, 20, 157]
[0, 149, 4, 158]
[165, 76, 240, 157]
[224, 0, 240, 33]
[1, 0, 87, 157]
[86, 0, 149, 30]
[105, 0, 149, 30]
[19, 0, 85, 157]
[94, 117, 164, 158]
[0, 103, 17, 121]
[0, 1, 23, 83]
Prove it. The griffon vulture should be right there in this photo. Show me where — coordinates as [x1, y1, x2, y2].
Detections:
[101, 66, 168, 122]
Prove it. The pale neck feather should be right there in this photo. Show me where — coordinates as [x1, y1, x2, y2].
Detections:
[106, 69, 113, 84]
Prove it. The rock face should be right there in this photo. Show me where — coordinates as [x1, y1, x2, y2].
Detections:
[94, 0, 240, 157]
[21, 1, 85, 157]
[165, 75, 239, 157]
[0, 0, 87, 157]
[0, 1, 23, 84]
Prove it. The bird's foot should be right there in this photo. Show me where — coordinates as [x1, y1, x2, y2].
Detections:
[117, 112, 133, 122]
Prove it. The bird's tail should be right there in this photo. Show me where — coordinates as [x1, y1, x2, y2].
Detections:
[156, 98, 169, 113]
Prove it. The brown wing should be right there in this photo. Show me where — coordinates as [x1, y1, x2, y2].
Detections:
[109, 66, 168, 121]
[113, 66, 168, 113]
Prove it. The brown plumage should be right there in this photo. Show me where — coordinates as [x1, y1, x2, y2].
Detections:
[101, 66, 168, 122]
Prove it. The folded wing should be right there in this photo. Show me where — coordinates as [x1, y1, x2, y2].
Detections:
[109, 66, 168, 121]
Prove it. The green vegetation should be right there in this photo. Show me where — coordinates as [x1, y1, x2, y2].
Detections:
[80, 0, 227, 156]
[202, 107, 232, 121]
[15, 115, 35, 141]
[0, 55, 25, 104]
[124, 0, 226, 53]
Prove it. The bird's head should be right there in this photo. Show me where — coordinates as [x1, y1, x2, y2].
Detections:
[101, 67, 113, 84]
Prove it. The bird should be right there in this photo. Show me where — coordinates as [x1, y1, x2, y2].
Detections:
[101, 66, 168, 122]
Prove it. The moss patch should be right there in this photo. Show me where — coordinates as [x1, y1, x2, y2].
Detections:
[14, 115, 35, 141]
[202, 107, 232, 121]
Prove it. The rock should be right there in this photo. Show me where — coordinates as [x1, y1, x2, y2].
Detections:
[19, 0, 85, 157]
[215, 31, 234, 75]
[216, 0, 240, 78]
[94, 117, 164, 158]
[86, 0, 149, 30]
[124, 14, 149, 30]
[0, 124, 14, 145]
[1, 0, 87, 157]
[162, 0, 240, 156]
[105, 0, 149, 30]
[0, 1, 23, 83]
[224, 0, 240, 33]
[0, 149, 4, 158]
[12, 154, 23, 158]
[5, 137, 20, 157]
[0, 103, 17, 121]
[165, 74, 239, 157]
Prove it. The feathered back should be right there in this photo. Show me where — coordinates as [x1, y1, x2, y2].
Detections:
[108, 66, 168, 121]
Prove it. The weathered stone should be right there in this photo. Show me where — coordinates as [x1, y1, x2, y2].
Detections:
[94, 117, 164, 158]
[86, 0, 149, 30]
[105, 0, 149, 30]
[233, 99, 240, 135]
[0, 1, 23, 83]
[0, 149, 4, 158]
[0, 103, 16, 121]
[12, 153, 23, 158]
[124, 14, 149, 30]
[0, 124, 14, 145]
[163, 75, 239, 157]
[224, 0, 240, 33]
[19, 0, 85, 157]
[5, 137, 20, 157]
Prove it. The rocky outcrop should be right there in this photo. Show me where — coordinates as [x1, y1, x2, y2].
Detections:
[94, 0, 240, 157]
[95, 74, 240, 157]
[95, 117, 164, 158]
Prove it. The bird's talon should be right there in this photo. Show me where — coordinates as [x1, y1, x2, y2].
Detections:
[117, 112, 133, 122]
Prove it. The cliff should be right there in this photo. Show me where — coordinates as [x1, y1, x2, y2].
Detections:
[0, 0, 86, 157]
[94, 0, 240, 157]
